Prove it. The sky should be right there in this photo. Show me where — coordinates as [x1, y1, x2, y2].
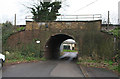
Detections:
[0, 0, 120, 25]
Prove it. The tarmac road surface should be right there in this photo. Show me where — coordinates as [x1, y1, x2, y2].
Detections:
[2, 60, 84, 77]
[2, 60, 119, 78]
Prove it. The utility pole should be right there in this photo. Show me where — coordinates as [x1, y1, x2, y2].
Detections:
[107, 11, 110, 29]
[14, 14, 16, 27]
[118, 19, 120, 24]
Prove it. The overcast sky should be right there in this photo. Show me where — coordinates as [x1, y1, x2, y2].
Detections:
[0, 0, 120, 25]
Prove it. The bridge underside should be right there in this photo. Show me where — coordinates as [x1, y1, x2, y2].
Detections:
[45, 34, 74, 59]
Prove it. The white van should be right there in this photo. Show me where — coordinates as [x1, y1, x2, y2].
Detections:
[0, 53, 5, 67]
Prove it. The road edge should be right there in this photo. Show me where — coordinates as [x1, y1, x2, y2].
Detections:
[79, 65, 89, 77]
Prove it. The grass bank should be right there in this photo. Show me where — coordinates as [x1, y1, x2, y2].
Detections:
[3, 51, 46, 66]
[77, 57, 119, 75]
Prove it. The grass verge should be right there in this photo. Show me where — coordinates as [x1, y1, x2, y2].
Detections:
[77, 58, 119, 75]
[3, 51, 46, 66]
[4, 57, 46, 66]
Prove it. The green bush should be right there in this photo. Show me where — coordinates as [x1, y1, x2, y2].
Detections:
[2, 22, 15, 46]
[20, 42, 43, 58]
[5, 51, 24, 60]
[16, 27, 25, 32]
[109, 27, 120, 37]
[40, 57, 46, 61]
[26, 57, 36, 61]
[108, 60, 114, 65]
[118, 64, 120, 72]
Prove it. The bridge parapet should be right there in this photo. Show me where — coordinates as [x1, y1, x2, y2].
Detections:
[26, 20, 102, 31]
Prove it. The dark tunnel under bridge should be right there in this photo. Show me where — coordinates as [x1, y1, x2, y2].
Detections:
[45, 34, 75, 59]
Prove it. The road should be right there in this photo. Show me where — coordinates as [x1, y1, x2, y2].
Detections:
[2, 60, 119, 78]
[2, 60, 84, 77]
[59, 52, 78, 61]
[80, 65, 119, 77]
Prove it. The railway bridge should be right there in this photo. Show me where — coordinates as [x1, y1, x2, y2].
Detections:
[6, 15, 116, 60]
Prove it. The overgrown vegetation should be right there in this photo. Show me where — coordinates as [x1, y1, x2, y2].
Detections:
[4, 47, 46, 65]
[100, 27, 120, 73]
[109, 27, 120, 38]
[2, 21, 45, 65]
[77, 56, 119, 74]
[16, 27, 25, 31]
[2, 21, 25, 51]
[3, 40, 46, 64]
[5, 51, 46, 64]
[20, 41, 43, 58]
[2, 21, 15, 46]
[29, 1, 61, 22]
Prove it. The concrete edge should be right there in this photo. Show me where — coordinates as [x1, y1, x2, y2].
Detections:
[79, 65, 89, 77]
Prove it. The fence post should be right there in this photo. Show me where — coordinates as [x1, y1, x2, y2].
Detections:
[93, 14, 94, 20]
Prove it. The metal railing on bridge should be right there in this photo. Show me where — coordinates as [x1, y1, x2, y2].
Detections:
[56, 14, 102, 21]
[25, 14, 102, 21]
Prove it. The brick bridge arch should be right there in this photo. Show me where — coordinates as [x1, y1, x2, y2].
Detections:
[6, 20, 115, 60]
[45, 33, 77, 59]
